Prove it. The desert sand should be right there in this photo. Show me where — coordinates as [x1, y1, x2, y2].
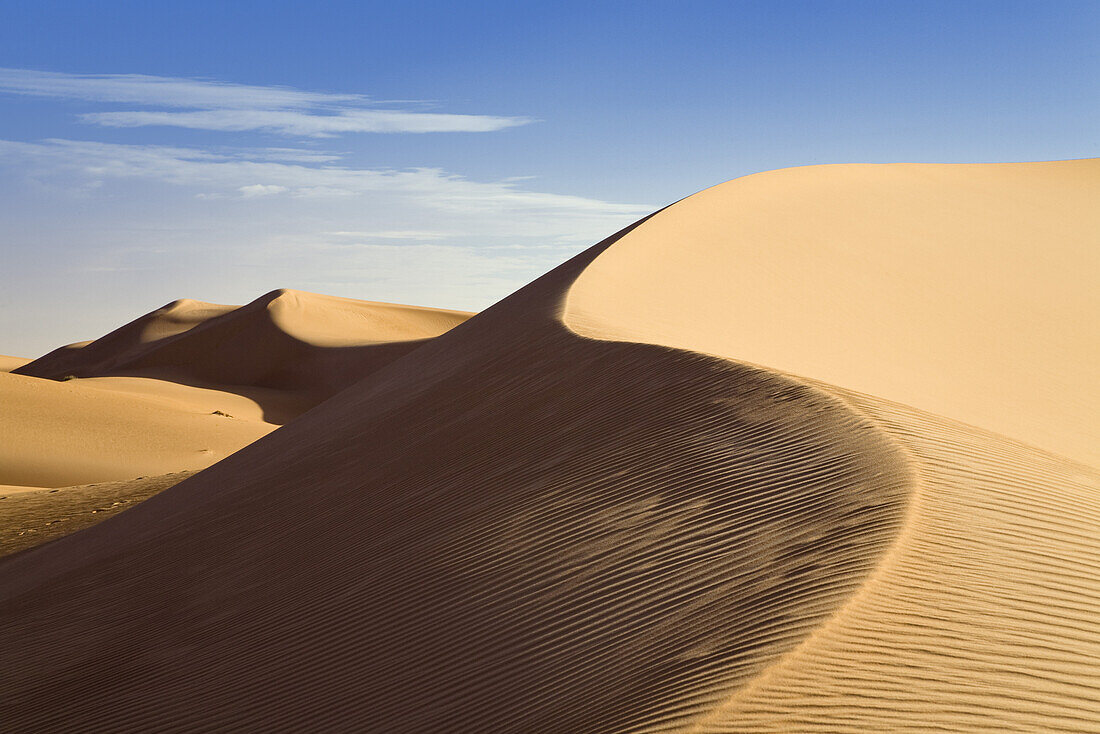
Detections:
[15, 289, 473, 420]
[0, 160, 1097, 732]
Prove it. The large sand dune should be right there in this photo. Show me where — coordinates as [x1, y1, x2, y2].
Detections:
[1, 160, 1097, 732]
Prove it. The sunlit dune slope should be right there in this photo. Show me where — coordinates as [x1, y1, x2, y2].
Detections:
[567, 160, 1100, 467]
[1, 161, 1097, 732]
[16, 289, 473, 411]
[0, 370, 274, 488]
[0, 354, 30, 372]
[690, 392, 1100, 732]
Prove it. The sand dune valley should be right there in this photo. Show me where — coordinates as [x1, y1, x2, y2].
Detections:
[2, 160, 1099, 732]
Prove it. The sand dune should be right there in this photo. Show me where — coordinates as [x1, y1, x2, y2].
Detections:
[16, 289, 473, 416]
[1, 161, 1097, 732]
[567, 160, 1100, 467]
[1, 292, 472, 491]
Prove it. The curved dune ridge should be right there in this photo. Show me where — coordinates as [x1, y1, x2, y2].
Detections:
[1, 160, 1097, 732]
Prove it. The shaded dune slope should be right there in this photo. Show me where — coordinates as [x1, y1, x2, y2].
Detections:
[0, 473, 193, 559]
[2, 161, 1097, 731]
[16, 289, 472, 419]
[562, 160, 1100, 731]
[694, 395, 1100, 732]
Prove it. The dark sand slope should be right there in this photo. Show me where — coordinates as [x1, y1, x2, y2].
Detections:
[694, 398, 1100, 732]
[0, 473, 192, 559]
[2, 161, 1098, 732]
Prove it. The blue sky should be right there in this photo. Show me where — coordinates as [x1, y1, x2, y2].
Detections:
[1, 1, 1097, 355]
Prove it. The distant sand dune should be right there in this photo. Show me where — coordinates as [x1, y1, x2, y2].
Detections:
[1, 293, 472, 490]
[16, 289, 472, 421]
[1, 161, 1096, 732]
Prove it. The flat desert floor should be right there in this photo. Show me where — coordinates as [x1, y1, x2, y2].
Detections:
[1, 160, 1097, 732]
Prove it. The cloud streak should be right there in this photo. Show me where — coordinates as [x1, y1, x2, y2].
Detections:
[0, 68, 532, 136]
[0, 138, 650, 221]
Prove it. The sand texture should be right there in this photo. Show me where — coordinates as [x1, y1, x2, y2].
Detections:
[0, 160, 1096, 732]
[0, 370, 275, 488]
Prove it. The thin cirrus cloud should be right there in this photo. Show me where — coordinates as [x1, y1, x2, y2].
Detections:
[0, 68, 533, 136]
[238, 184, 289, 198]
[0, 138, 650, 221]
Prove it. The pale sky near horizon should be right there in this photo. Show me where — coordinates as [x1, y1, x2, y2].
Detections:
[1, 0, 1098, 356]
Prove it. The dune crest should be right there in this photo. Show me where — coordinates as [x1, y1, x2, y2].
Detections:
[2, 161, 1097, 732]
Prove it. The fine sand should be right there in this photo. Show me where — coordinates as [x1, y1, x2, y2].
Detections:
[0, 160, 1097, 732]
[15, 289, 473, 422]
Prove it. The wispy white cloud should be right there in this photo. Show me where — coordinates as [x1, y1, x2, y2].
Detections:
[80, 108, 531, 136]
[0, 68, 358, 108]
[0, 138, 650, 220]
[0, 68, 533, 136]
[238, 184, 288, 198]
[324, 230, 450, 240]
[0, 70, 649, 357]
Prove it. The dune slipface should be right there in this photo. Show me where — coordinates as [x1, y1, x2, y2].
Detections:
[1, 161, 1097, 732]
